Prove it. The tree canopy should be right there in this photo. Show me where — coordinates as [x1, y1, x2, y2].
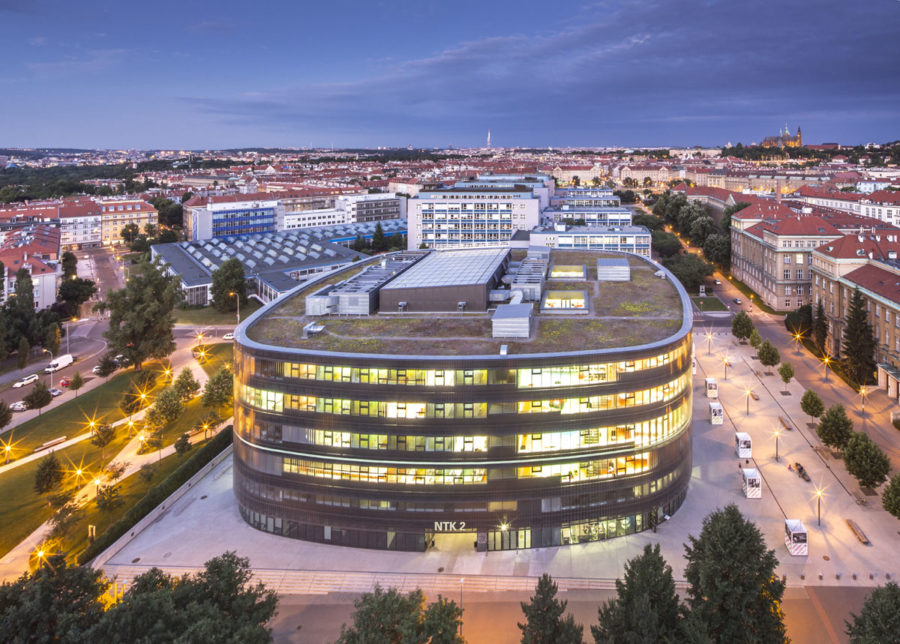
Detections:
[210, 258, 247, 312]
[800, 389, 824, 423]
[662, 254, 714, 291]
[846, 582, 900, 643]
[731, 311, 754, 342]
[843, 432, 891, 489]
[104, 261, 179, 368]
[842, 288, 876, 385]
[683, 504, 786, 643]
[757, 339, 780, 368]
[817, 404, 854, 450]
[518, 574, 583, 644]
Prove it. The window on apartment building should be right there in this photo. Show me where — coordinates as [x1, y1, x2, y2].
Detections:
[797, 270, 803, 280]
[784, 270, 790, 280]
[795, 253, 804, 264]
[784, 256, 791, 264]
[785, 299, 791, 308]
[785, 286, 792, 295]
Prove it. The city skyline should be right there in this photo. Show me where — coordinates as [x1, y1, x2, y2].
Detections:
[1, 0, 899, 149]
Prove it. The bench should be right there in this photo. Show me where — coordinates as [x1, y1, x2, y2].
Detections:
[34, 436, 67, 453]
[778, 416, 792, 431]
[846, 519, 871, 545]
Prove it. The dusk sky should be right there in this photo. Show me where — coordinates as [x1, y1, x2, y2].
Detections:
[1, 0, 898, 150]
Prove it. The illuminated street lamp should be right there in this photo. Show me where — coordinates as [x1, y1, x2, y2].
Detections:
[815, 488, 824, 527]
[229, 291, 241, 324]
[66, 317, 78, 354]
[745, 388, 752, 415]
[42, 348, 55, 390]
[88, 419, 97, 437]
[93, 477, 102, 494]
[127, 419, 135, 438]
[3, 443, 10, 465]
[705, 331, 713, 356]
[859, 386, 868, 417]
[822, 356, 831, 382]
[774, 429, 781, 462]
[793, 331, 803, 354]
[723, 355, 729, 381]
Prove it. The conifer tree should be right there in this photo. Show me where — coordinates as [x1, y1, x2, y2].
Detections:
[842, 288, 876, 385]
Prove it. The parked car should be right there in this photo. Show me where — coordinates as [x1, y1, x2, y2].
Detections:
[44, 353, 74, 373]
[10, 401, 27, 412]
[113, 354, 131, 367]
[59, 377, 72, 387]
[12, 374, 39, 388]
[714, 279, 722, 285]
[49, 387, 63, 397]
[92, 364, 106, 375]
[733, 298, 743, 305]
[223, 332, 235, 340]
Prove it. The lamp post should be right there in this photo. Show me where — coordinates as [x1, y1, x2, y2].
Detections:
[93, 478, 102, 495]
[723, 356, 729, 381]
[43, 348, 55, 390]
[860, 386, 867, 417]
[66, 317, 77, 355]
[774, 429, 780, 462]
[229, 291, 241, 325]
[816, 489, 824, 527]
[706, 332, 713, 356]
[823, 356, 831, 382]
[3, 443, 10, 465]
[793, 332, 802, 354]
[745, 388, 752, 415]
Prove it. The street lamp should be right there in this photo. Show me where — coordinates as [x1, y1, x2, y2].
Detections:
[93, 478, 102, 495]
[773, 429, 780, 462]
[66, 318, 78, 354]
[859, 386, 867, 417]
[745, 388, 752, 415]
[88, 419, 96, 437]
[706, 331, 713, 356]
[723, 355, 729, 381]
[3, 443, 10, 465]
[127, 419, 135, 438]
[793, 331, 802, 354]
[43, 348, 55, 390]
[229, 291, 241, 325]
[815, 488, 824, 527]
[822, 356, 831, 382]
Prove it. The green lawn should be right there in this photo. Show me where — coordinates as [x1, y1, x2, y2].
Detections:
[59, 445, 195, 560]
[692, 296, 728, 311]
[3, 366, 169, 459]
[0, 430, 134, 558]
[175, 300, 261, 326]
[199, 342, 234, 378]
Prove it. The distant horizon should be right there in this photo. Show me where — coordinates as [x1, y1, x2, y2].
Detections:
[1, 0, 898, 149]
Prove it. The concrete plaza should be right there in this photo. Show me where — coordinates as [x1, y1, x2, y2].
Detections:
[99, 329, 900, 597]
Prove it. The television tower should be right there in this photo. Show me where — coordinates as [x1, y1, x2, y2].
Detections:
[486, 130, 491, 149]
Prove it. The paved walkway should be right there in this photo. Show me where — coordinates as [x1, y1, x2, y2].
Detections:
[97, 330, 900, 599]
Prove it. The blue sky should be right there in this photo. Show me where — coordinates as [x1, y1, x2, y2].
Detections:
[1, 0, 898, 149]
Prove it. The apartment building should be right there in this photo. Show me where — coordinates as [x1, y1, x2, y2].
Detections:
[0, 226, 60, 310]
[791, 186, 863, 214]
[59, 198, 102, 250]
[859, 191, 900, 226]
[407, 186, 541, 250]
[510, 224, 652, 257]
[99, 198, 158, 246]
[543, 207, 632, 227]
[336, 193, 406, 223]
[550, 188, 621, 208]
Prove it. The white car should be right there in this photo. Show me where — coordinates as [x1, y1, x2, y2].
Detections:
[49, 387, 64, 397]
[10, 401, 27, 412]
[12, 374, 39, 388]
[223, 332, 235, 340]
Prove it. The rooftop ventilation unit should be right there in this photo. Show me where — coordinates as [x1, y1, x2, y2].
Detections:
[398, 301, 407, 312]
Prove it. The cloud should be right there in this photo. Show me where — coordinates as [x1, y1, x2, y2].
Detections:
[27, 49, 128, 76]
[27, 36, 46, 46]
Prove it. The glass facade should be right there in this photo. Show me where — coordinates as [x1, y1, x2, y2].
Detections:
[233, 330, 693, 552]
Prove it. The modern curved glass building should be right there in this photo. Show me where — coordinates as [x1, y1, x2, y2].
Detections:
[233, 248, 693, 551]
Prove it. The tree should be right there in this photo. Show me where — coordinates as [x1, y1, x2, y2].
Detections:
[702, 233, 730, 268]
[144, 223, 157, 238]
[817, 404, 854, 450]
[846, 582, 900, 642]
[152, 387, 183, 425]
[748, 328, 762, 349]
[757, 339, 780, 369]
[778, 362, 794, 393]
[592, 543, 683, 643]
[689, 215, 716, 246]
[202, 368, 234, 410]
[882, 474, 900, 519]
[651, 231, 682, 259]
[0, 400, 11, 435]
[43, 323, 61, 356]
[784, 303, 812, 335]
[173, 367, 200, 402]
[800, 389, 824, 424]
[210, 257, 246, 312]
[104, 260, 179, 369]
[372, 222, 387, 252]
[58, 277, 97, 315]
[14, 267, 35, 313]
[661, 254, 714, 291]
[174, 433, 192, 456]
[120, 223, 140, 244]
[69, 371, 84, 397]
[683, 504, 786, 643]
[633, 214, 664, 231]
[95, 354, 117, 378]
[731, 311, 754, 343]
[24, 382, 52, 415]
[16, 336, 30, 369]
[90, 423, 116, 461]
[95, 484, 122, 511]
[335, 585, 463, 643]
[0, 556, 109, 641]
[518, 574, 584, 644]
[842, 288, 877, 385]
[843, 432, 891, 489]
[33, 451, 63, 495]
[61, 251, 78, 279]
[813, 300, 828, 353]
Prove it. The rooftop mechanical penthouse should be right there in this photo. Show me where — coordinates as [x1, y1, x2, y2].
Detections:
[233, 247, 694, 551]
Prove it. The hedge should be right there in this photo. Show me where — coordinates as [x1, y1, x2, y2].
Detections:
[78, 426, 233, 565]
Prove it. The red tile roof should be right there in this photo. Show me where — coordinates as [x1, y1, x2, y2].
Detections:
[843, 263, 900, 306]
